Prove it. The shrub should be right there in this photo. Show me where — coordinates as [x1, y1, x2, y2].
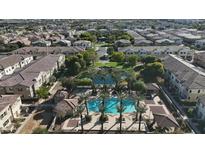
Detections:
[75, 78, 92, 86]
[36, 86, 50, 99]
[32, 127, 48, 134]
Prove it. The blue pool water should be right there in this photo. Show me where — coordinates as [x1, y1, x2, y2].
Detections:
[87, 97, 136, 114]
[92, 74, 115, 85]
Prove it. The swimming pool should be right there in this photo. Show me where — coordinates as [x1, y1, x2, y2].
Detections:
[87, 97, 136, 114]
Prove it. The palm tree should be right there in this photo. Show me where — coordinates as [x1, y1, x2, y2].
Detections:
[99, 104, 107, 133]
[117, 104, 125, 134]
[116, 91, 126, 133]
[138, 104, 147, 132]
[77, 105, 85, 133]
[99, 92, 109, 133]
[80, 94, 89, 115]
[134, 100, 139, 121]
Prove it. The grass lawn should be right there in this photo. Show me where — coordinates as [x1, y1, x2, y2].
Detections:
[95, 62, 123, 68]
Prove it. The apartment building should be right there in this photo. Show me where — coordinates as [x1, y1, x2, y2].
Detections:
[0, 95, 22, 133]
[0, 54, 33, 78]
[163, 54, 205, 102]
[0, 54, 65, 99]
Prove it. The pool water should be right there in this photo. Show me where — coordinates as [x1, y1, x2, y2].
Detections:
[92, 74, 115, 85]
[87, 97, 136, 114]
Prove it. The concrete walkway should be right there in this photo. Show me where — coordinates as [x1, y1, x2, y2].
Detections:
[15, 81, 61, 134]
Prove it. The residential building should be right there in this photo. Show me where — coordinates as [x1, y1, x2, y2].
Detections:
[73, 40, 92, 49]
[0, 95, 22, 133]
[155, 39, 175, 45]
[0, 54, 65, 99]
[163, 54, 205, 102]
[52, 40, 71, 46]
[196, 96, 205, 120]
[195, 39, 205, 49]
[32, 40, 51, 47]
[114, 39, 131, 47]
[12, 47, 84, 56]
[194, 51, 205, 68]
[118, 45, 194, 60]
[0, 54, 33, 78]
[134, 40, 153, 46]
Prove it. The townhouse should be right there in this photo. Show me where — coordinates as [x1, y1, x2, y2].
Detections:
[194, 51, 205, 68]
[118, 45, 194, 60]
[12, 47, 84, 56]
[0, 54, 33, 78]
[0, 54, 65, 99]
[196, 96, 205, 120]
[163, 54, 205, 102]
[73, 40, 92, 49]
[0, 95, 22, 133]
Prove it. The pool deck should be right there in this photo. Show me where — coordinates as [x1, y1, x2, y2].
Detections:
[61, 112, 149, 133]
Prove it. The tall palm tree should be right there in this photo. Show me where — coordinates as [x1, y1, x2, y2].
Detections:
[138, 104, 147, 132]
[116, 91, 126, 133]
[99, 92, 109, 133]
[134, 100, 139, 121]
[117, 103, 125, 134]
[77, 105, 85, 133]
[99, 104, 106, 133]
[80, 94, 89, 115]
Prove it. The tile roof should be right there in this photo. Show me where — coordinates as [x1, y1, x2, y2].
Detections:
[0, 54, 31, 69]
[149, 105, 179, 128]
[0, 54, 62, 87]
[0, 95, 20, 112]
[12, 47, 83, 55]
[163, 54, 205, 89]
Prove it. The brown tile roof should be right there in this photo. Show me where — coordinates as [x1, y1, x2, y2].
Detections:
[0, 54, 31, 69]
[12, 47, 83, 55]
[0, 54, 62, 87]
[149, 105, 167, 114]
[154, 114, 179, 128]
[149, 105, 179, 128]
[0, 95, 20, 112]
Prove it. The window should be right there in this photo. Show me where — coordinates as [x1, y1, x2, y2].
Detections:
[198, 90, 201, 93]
[3, 119, 9, 127]
[0, 114, 4, 119]
[18, 88, 23, 91]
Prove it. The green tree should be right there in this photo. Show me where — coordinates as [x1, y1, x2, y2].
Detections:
[36, 86, 50, 99]
[80, 32, 97, 42]
[127, 55, 138, 66]
[83, 50, 97, 66]
[110, 52, 125, 63]
[65, 56, 82, 75]
[141, 55, 156, 64]
[61, 78, 76, 93]
[107, 46, 115, 55]
[141, 62, 164, 81]
[131, 80, 146, 94]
